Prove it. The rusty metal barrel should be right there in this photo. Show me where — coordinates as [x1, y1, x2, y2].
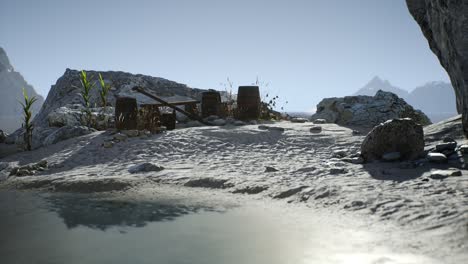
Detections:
[237, 86, 260, 120]
[115, 97, 138, 130]
[201, 91, 221, 118]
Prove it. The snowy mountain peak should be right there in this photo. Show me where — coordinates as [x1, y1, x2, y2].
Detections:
[354, 76, 409, 98]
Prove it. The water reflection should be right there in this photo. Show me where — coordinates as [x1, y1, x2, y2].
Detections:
[45, 194, 222, 230]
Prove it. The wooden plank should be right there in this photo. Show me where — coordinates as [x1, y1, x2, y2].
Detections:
[132, 86, 211, 126]
[141, 100, 200, 107]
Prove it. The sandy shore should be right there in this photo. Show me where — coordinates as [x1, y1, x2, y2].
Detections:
[0, 121, 467, 262]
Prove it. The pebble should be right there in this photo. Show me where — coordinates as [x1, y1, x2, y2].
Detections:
[313, 119, 327, 124]
[265, 166, 279, 173]
[291, 117, 308, 123]
[382, 152, 401, 162]
[435, 141, 457, 152]
[258, 125, 269, 130]
[332, 149, 349, 158]
[233, 120, 246, 126]
[268, 126, 285, 132]
[430, 170, 462, 179]
[427, 152, 448, 163]
[310, 126, 322, 133]
[212, 119, 227, 126]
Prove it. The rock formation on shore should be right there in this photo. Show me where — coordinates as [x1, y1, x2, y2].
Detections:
[406, 0, 468, 136]
[311, 90, 431, 127]
[0, 47, 44, 133]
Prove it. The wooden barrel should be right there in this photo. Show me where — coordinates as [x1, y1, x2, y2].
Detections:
[201, 91, 221, 118]
[160, 111, 176, 130]
[237, 86, 260, 120]
[115, 97, 138, 130]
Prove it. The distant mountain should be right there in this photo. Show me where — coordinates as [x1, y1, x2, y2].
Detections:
[354, 76, 410, 98]
[406, 82, 457, 123]
[0, 47, 44, 133]
[353, 76, 457, 123]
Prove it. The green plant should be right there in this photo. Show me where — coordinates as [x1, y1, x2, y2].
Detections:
[77, 70, 95, 126]
[98, 73, 111, 108]
[19, 88, 38, 151]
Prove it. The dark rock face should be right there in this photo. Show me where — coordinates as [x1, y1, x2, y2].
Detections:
[311, 90, 431, 127]
[361, 118, 425, 161]
[406, 0, 468, 136]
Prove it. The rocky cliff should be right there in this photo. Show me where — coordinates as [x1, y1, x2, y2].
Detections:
[406, 0, 468, 136]
[0, 47, 44, 133]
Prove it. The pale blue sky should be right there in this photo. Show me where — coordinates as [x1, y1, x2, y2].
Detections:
[0, 0, 450, 111]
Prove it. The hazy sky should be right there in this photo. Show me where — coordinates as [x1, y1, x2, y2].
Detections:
[0, 0, 450, 112]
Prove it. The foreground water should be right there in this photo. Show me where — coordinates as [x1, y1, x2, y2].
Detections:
[0, 189, 443, 264]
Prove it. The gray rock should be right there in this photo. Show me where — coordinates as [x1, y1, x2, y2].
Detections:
[258, 125, 269, 130]
[458, 145, 468, 154]
[382, 152, 401, 162]
[232, 185, 268, 194]
[427, 153, 448, 163]
[311, 90, 431, 127]
[430, 170, 462, 180]
[361, 119, 424, 161]
[233, 120, 246, 126]
[43, 126, 96, 146]
[313, 119, 327, 124]
[407, 0, 468, 137]
[102, 141, 114, 148]
[332, 149, 348, 158]
[113, 133, 128, 142]
[122, 130, 139, 137]
[268, 126, 285, 132]
[265, 166, 279, 173]
[330, 167, 347, 175]
[309, 126, 322, 133]
[212, 119, 227, 126]
[435, 141, 457, 152]
[128, 162, 164, 174]
[273, 186, 308, 199]
[291, 117, 308, 123]
[184, 178, 232, 189]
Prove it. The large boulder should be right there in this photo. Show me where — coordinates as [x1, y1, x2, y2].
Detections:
[47, 104, 114, 129]
[43, 126, 96, 146]
[311, 90, 431, 127]
[361, 118, 425, 161]
[406, 0, 468, 137]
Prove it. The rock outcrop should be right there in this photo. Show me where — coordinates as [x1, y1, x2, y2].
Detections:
[0, 47, 44, 133]
[361, 118, 425, 161]
[406, 0, 468, 137]
[311, 90, 431, 127]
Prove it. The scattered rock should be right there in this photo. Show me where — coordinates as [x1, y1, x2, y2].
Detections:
[291, 117, 308, 123]
[184, 178, 232, 189]
[128, 162, 164, 174]
[382, 152, 401, 162]
[232, 185, 268, 194]
[435, 141, 457, 152]
[233, 120, 246, 126]
[330, 167, 347, 175]
[268, 126, 285, 132]
[309, 126, 322, 133]
[122, 130, 139, 137]
[361, 118, 424, 161]
[9, 160, 48, 177]
[311, 90, 431, 127]
[212, 119, 227, 126]
[313, 119, 327, 124]
[113, 133, 128, 142]
[265, 166, 279, 173]
[430, 170, 462, 180]
[427, 153, 448, 163]
[102, 141, 114, 148]
[273, 186, 308, 199]
[258, 125, 269, 130]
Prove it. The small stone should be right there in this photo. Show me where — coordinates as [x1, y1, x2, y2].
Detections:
[310, 126, 322, 133]
[435, 141, 457, 152]
[427, 152, 448, 163]
[113, 133, 128, 142]
[291, 117, 308, 123]
[268, 126, 285, 132]
[330, 167, 347, 175]
[122, 130, 139, 137]
[212, 119, 227, 126]
[313, 119, 327, 124]
[332, 149, 348, 158]
[103, 141, 114, 148]
[265, 166, 279, 173]
[352, 130, 361, 135]
[430, 170, 462, 179]
[258, 125, 269, 130]
[128, 162, 164, 174]
[233, 120, 246, 126]
[37, 160, 48, 168]
[458, 144, 468, 154]
[382, 152, 401, 162]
